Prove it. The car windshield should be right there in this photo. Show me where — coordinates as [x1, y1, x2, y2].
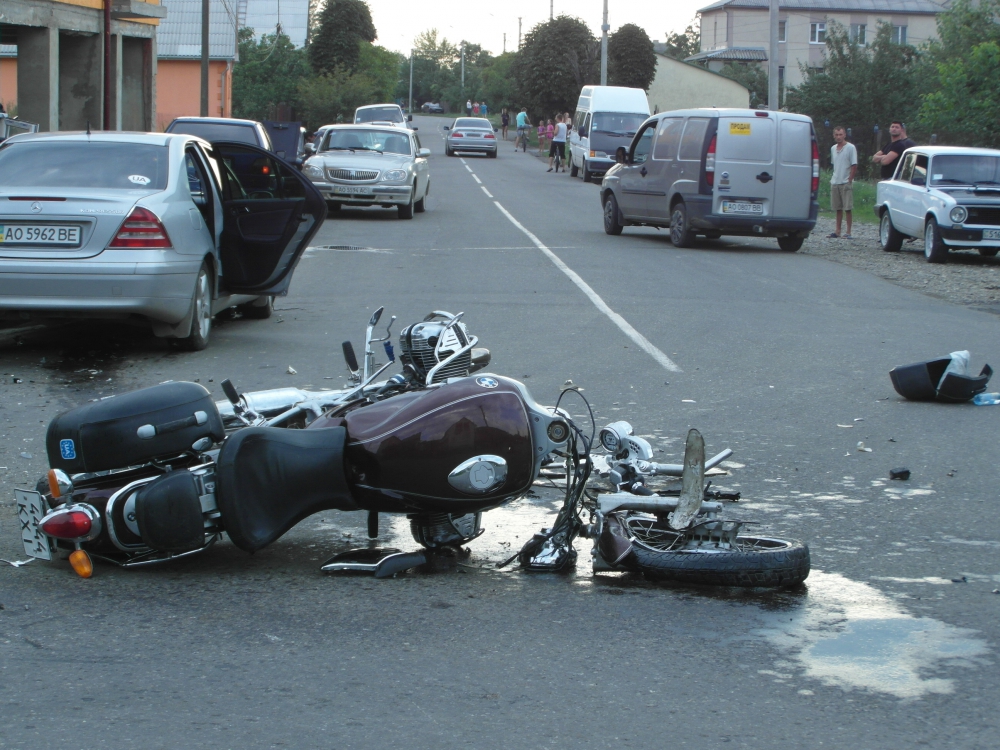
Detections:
[355, 107, 404, 124]
[930, 155, 1000, 187]
[453, 118, 492, 130]
[0, 141, 170, 189]
[168, 121, 259, 146]
[321, 129, 411, 155]
[592, 112, 647, 136]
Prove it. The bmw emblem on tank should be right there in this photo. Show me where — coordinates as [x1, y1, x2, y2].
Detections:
[476, 376, 499, 389]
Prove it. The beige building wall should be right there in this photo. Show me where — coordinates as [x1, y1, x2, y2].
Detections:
[647, 54, 749, 113]
[700, 8, 940, 88]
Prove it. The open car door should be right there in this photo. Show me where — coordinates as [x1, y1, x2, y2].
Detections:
[207, 141, 326, 296]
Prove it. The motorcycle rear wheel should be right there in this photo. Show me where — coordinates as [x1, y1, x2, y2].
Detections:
[622, 515, 810, 588]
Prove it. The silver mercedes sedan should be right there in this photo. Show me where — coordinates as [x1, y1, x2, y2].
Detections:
[0, 132, 325, 349]
[301, 125, 431, 219]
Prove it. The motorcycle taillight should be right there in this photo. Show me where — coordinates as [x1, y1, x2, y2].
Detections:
[41, 510, 92, 539]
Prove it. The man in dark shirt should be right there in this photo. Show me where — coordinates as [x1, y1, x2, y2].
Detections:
[872, 121, 916, 179]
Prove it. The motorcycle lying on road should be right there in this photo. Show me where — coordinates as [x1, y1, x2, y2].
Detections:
[14, 311, 809, 587]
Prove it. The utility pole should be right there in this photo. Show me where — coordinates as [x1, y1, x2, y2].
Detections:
[200, 0, 209, 116]
[408, 50, 414, 115]
[768, 0, 779, 110]
[461, 42, 465, 93]
[600, 0, 609, 86]
[550, 0, 554, 19]
[503, 33, 506, 53]
[518, 17, 522, 48]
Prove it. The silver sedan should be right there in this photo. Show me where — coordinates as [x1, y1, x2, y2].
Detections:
[0, 132, 325, 349]
[444, 118, 499, 158]
[301, 125, 431, 219]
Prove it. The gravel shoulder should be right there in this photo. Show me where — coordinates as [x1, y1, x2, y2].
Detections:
[803, 215, 1000, 315]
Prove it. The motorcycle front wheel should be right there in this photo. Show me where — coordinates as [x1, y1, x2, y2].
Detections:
[622, 515, 810, 588]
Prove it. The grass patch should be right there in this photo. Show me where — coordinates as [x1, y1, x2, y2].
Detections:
[817, 169, 879, 225]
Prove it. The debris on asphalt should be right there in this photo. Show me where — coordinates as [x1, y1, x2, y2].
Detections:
[287, 366, 298, 375]
[0, 559, 33, 568]
[947, 470, 957, 477]
[857, 442, 872, 453]
[837, 424, 853, 428]
[19, 452, 32, 459]
[951, 576, 968, 583]
[972, 392, 1000, 405]
[889, 468, 911, 480]
[854, 418, 864, 422]
[682, 399, 696, 403]
[890, 351, 992, 403]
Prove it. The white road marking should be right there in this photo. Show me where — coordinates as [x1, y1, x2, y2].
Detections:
[492, 201, 682, 373]
[459, 158, 467, 164]
[471, 174, 482, 184]
[481, 186, 494, 198]
[464, 164, 473, 173]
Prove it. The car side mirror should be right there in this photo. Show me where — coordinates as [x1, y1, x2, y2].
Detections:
[443, 126, 450, 130]
[417, 148, 431, 158]
[411, 126, 418, 131]
[304, 143, 315, 154]
[912, 176, 926, 186]
[494, 127, 499, 133]
[408, 114, 413, 122]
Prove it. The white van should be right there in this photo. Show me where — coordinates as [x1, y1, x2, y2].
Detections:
[569, 86, 650, 182]
[600, 108, 819, 251]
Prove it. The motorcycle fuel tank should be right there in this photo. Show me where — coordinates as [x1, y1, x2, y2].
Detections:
[340, 375, 566, 512]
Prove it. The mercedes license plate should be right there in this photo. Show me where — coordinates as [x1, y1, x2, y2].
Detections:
[0, 224, 82, 246]
[983, 229, 1000, 240]
[721, 201, 764, 215]
[15, 489, 52, 560]
[333, 186, 373, 195]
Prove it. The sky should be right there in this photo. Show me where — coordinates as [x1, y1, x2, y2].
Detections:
[367, 0, 708, 57]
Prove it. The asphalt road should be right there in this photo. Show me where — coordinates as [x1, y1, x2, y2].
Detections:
[2, 114, 999, 748]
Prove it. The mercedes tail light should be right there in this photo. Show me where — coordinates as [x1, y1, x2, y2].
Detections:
[812, 139, 820, 194]
[109, 207, 172, 249]
[705, 135, 717, 187]
[39, 505, 101, 542]
[452, 132, 465, 138]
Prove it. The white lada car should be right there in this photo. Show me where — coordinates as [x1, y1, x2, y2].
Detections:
[876, 145, 1000, 263]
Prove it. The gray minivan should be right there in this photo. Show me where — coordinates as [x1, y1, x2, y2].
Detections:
[600, 108, 819, 251]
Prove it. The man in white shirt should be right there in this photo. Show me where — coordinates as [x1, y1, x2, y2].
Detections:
[829, 126, 858, 239]
[547, 114, 568, 172]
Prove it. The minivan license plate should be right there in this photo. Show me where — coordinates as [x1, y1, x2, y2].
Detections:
[15, 489, 52, 560]
[0, 224, 82, 246]
[721, 201, 763, 215]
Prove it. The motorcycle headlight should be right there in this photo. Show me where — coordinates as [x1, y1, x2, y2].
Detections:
[303, 163, 325, 180]
[950, 206, 968, 224]
[382, 169, 408, 182]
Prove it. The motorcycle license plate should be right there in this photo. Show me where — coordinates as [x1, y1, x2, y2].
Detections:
[0, 224, 82, 246]
[721, 201, 763, 215]
[983, 229, 1000, 240]
[333, 186, 373, 195]
[15, 489, 53, 560]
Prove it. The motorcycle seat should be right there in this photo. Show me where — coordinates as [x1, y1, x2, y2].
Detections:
[216, 426, 356, 552]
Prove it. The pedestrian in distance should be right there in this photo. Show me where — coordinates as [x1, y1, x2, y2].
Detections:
[828, 126, 858, 239]
[501, 109, 510, 140]
[545, 119, 555, 154]
[547, 114, 568, 172]
[537, 119, 547, 155]
[872, 121, 916, 180]
[473, 101, 480, 116]
[481, 101, 488, 116]
[466, 99, 473, 116]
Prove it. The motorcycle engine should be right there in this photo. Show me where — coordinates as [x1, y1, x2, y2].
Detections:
[399, 312, 473, 384]
[410, 512, 483, 548]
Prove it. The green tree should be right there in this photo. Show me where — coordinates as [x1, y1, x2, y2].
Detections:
[309, 0, 376, 75]
[232, 28, 310, 121]
[480, 52, 519, 112]
[718, 62, 769, 108]
[663, 21, 700, 61]
[785, 22, 920, 176]
[920, 42, 1000, 147]
[607, 24, 657, 90]
[514, 16, 599, 117]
